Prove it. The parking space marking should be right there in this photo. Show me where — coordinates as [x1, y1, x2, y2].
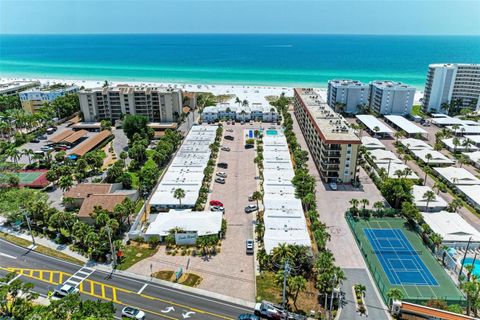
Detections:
[137, 283, 148, 294]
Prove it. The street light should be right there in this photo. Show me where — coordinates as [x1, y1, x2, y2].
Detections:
[105, 227, 116, 269]
[23, 210, 35, 246]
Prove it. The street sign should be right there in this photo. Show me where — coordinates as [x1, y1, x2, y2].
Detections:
[176, 267, 183, 281]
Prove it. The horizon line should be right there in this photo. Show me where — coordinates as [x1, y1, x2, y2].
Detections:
[1, 32, 480, 37]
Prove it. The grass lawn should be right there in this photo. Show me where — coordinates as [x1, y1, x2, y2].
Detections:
[135, 199, 145, 214]
[256, 272, 320, 314]
[116, 242, 159, 270]
[0, 231, 84, 265]
[128, 171, 140, 189]
[152, 270, 202, 287]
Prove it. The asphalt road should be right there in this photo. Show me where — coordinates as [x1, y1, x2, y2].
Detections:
[0, 238, 252, 320]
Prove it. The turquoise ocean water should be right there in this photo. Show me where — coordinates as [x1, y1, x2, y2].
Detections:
[0, 34, 479, 89]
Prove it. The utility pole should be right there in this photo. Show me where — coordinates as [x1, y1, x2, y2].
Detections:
[329, 274, 338, 318]
[459, 236, 472, 281]
[106, 227, 116, 268]
[23, 211, 35, 246]
[282, 260, 290, 312]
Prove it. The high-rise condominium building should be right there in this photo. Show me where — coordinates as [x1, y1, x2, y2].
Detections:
[327, 79, 369, 114]
[422, 63, 480, 113]
[368, 80, 416, 115]
[79, 85, 183, 123]
[294, 88, 361, 183]
[19, 84, 79, 114]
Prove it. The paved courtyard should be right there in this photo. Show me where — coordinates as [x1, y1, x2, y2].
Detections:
[129, 123, 259, 302]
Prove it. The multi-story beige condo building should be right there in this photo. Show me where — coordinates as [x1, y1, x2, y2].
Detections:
[294, 88, 361, 183]
[79, 85, 183, 123]
[327, 79, 369, 114]
[368, 80, 416, 115]
[423, 63, 480, 113]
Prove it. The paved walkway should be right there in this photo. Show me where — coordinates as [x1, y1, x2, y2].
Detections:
[340, 268, 390, 320]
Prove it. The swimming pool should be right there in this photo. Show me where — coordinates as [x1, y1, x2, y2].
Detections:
[462, 257, 480, 277]
[266, 129, 278, 135]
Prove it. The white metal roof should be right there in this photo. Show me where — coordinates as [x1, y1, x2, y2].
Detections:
[442, 138, 479, 152]
[384, 115, 427, 134]
[398, 138, 433, 150]
[261, 130, 311, 253]
[434, 167, 480, 185]
[361, 136, 385, 150]
[412, 185, 448, 210]
[367, 149, 402, 164]
[447, 125, 480, 135]
[376, 162, 419, 179]
[457, 185, 480, 209]
[356, 115, 393, 134]
[421, 211, 480, 243]
[145, 210, 222, 237]
[431, 116, 465, 126]
[466, 135, 480, 145]
[463, 151, 480, 165]
[411, 149, 454, 165]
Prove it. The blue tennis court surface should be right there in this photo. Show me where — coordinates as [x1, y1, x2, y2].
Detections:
[364, 228, 438, 286]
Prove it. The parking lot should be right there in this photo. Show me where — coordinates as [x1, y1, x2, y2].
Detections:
[129, 122, 259, 302]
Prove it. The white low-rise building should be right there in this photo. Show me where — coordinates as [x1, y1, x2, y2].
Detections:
[145, 210, 223, 244]
[149, 125, 217, 211]
[465, 135, 480, 147]
[442, 138, 479, 152]
[398, 138, 433, 151]
[376, 162, 419, 179]
[361, 136, 385, 150]
[457, 185, 480, 210]
[411, 149, 454, 166]
[434, 167, 480, 186]
[201, 100, 278, 123]
[463, 151, 480, 169]
[262, 130, 311, 253]
[421, 211, 480, 248]
[412, 185, 448, 212]
[367, 149, 402, 164]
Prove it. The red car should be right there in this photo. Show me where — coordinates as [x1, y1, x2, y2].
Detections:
[209, 200, 223, 207]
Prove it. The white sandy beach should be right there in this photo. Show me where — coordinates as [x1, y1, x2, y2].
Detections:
[1, 76, 424, 104]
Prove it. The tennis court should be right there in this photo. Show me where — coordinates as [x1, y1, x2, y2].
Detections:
[0, 170, 48, 188]
[346, 215, 465, 306]
[364, 228, 437, 286]
[17, 171, 44, 183]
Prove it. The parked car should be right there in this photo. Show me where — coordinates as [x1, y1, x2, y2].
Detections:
[215, 177, 226, 184]
[246, 239, 254, 254]
[211, 205, 225, 212]
[31, 138, 40, 143]
[217, 162, 228, 169]
[41, 146, 54, 152]
[226, 128, 233, 132]
[216, 172, 227, 178]
[38, 134, 47, 140]
[53, 284, 79, 298]
[46, 127, 56, 134]
[244, 144, 254, 149]
[238, 314, 260, 320]
[224, 135, 234, 141]
[121, 306, 146, 319]
[221, 147, 231, 152]
[210, 200, 224, 207]
[254, 302, 284, 320]
[244, 204, 258, 213]
[329, 182, 338, 191]
[55, 145, 68, 151]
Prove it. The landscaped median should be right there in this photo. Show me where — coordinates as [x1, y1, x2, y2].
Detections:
[0, 231, 84, 265]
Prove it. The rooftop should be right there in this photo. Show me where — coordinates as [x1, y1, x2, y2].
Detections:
[64, 183, 113, 199]
[398, 138, 433, 151]
[355, 115, 394, 135]
[369, 80, 416, 90]
[328, 79, 368, 88]
[412, 185, 448, 210]
[434, 167, 480, 185]
[78, 194, 127, 218]
[145, 210, 223, 237]
[295, 88, 360, 143]
[411, 149, 454, 165]
[69, 130, 112, 157]
[421, 211, 480, 243]
[361, 136, 385, 150]
[384, 115, 427, 135]
[457, 185, 480, 208]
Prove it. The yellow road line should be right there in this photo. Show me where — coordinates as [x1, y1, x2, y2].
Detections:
[1, 267, 235, 320]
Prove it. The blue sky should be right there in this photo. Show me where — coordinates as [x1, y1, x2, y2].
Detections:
[0, 0, 479, 35]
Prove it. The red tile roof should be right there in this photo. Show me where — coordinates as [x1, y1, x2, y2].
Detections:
[63, 183, 113, 199]
[78, 194, 127, 218]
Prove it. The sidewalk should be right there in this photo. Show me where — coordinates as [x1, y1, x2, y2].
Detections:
[0, 225, 88, 263]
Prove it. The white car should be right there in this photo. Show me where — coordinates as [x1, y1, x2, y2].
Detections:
[122, 306, 146, 319]
[329, 182, 338, 190]
[216, 172, 227, 178]
[211, 205, 225, 212]
[53, 284, 79, 298]
[244, 204, 258, 213]
[221, 146, 231, 152]
[226, 128, 233, 132]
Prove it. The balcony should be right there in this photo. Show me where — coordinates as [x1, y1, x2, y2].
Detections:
[321, 149, 341, 158]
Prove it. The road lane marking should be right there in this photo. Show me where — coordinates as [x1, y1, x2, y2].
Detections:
[137, 283, 148, 294]
[1, 267, 235, 320]
[0, 252, 17, 259]
[7, 273, 21, 284]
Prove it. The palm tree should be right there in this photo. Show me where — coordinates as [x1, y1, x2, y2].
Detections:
[403, 154, 412, 164]
[22, 149, 35, 165]
[458, 154, 470, 168]
[387, 288, 404, 307]
[349, 198, 359, 214]
[7, 147, 21, 166]
[373, 126, 380, 137]
[452, 137, 460, 153]
[433, 181, 445, 194]
[403, 168, 413, 179]
[448, 199, 463, 213]
[252, 191, 262, 210]
[58, 175, 74, 192]
[394, 169, 404, 179]
[423, 190, 436, 212]
[373, 201, 384, 213]
[360, 198, 370, 211]
[173, 188, 185, 206]
[451, 124, 460, 135]
[289, 275, 307, 307]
